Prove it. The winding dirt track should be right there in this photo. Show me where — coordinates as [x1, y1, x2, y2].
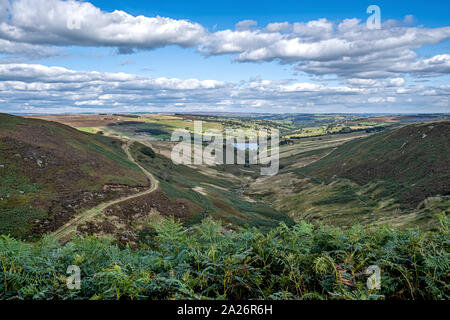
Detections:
[52, 140, 159, 240]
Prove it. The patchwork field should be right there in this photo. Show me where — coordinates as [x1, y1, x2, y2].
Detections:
[27, 113, 417, 141]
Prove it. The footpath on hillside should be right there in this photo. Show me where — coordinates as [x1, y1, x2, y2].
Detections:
[53, 140, 159, 240]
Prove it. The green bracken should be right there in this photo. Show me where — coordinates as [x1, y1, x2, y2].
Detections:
[0, 215, 448, 300]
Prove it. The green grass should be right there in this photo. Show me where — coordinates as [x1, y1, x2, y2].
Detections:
[0, 113, 23, 130]
[0, 207, 46, 239]
[312, 185, 359, 205]
[297, 122, 450, 209]
[86, 140, 140, 174]
[130, 142, 231, 188]
[0, 170, 39, 199]
[0, 165, 45, 238]
[130, 142, 293, 229]
[77, 127, 98, 134]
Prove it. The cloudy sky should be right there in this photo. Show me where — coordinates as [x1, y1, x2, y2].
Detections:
[0, 0, 449, 114]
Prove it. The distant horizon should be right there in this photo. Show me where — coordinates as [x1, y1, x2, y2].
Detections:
[11, 111, 450, 116]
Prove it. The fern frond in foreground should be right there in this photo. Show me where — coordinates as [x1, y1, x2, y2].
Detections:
[0, 216, 449, 300]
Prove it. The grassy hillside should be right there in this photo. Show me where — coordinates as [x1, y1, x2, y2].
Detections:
[129, 142, 293, 230]
[69, 140, 293, 248]
[0, 114, 148, 239]
[244, 121, 449, 230]
[298, 121, 450, 208]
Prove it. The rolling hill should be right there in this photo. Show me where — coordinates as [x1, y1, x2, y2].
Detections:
[245, 121, 449, 230]
[0, 114, 292, 243]
[0, 113, 149, 239]
[298, 121, 450, 208]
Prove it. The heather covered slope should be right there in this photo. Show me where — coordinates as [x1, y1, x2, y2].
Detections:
[299, 121, 450, 208]
[244, 121, 449, 230]
[0, 113, 149, 239]
[0, 114, 292, 242]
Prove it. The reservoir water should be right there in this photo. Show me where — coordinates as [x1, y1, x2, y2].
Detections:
[233, 142, 259, 150]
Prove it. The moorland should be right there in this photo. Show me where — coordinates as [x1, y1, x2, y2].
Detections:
[0, 112, 449, 299]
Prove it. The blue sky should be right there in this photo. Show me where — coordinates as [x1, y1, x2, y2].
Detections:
[0, 0, 449, 113]
[41, 0, 450, 80]
[88, 0, 450, 28]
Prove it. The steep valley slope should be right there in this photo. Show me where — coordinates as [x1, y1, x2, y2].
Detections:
[0, 114, 292, 243]
[246, 121, 450, 230]
[0, 113, 151, 239]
